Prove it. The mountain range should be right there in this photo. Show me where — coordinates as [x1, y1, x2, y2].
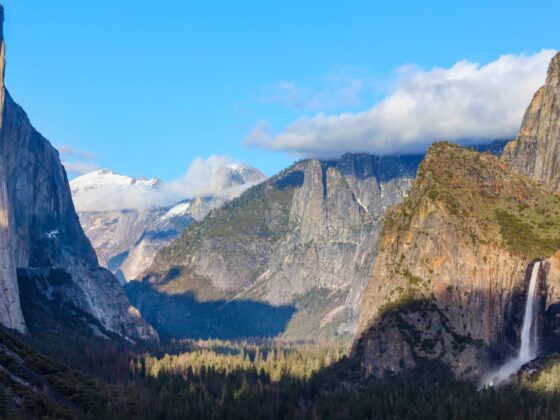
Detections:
[1, 2, 560, 416]
[123, 153, 421, 339]
[70, 164, 266, 283]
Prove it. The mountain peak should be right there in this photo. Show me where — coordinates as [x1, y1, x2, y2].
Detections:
[551, 51, 560, 69]
[225, 163, 267, 183]
[70, 169, 161, 193]
[502, 51, 560, 190]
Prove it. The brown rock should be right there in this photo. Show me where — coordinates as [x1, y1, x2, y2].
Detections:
[502, 53, 560, 191]
[355, 142, 560, 379]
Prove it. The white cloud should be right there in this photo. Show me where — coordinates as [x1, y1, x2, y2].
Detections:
[246, 50, 556, 157]
[164, 155, 251, 199]
[71, 155, 266, 212]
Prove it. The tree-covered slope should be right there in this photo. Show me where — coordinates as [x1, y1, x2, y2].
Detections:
[128, 154, 422, 339]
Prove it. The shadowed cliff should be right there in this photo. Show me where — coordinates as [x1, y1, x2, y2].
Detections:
[355, 142, 560, 379]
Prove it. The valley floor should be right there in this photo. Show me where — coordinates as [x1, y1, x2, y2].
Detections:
[2, 328, 560, 419]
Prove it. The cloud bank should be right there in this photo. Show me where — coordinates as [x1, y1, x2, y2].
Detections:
[71, 155, 266, 212]
[246, 50, 556, 157]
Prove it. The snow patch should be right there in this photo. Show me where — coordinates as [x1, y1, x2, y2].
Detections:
[162, 201, 192, 219]
[45, 230, 59, 239]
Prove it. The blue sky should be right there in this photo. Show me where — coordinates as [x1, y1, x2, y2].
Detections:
[1, 0, 558, 180]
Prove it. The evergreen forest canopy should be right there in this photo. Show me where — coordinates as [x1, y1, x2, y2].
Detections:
[1, 325, 560, 419]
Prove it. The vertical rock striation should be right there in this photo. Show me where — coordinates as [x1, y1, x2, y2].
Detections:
[0, 6, 26, 333]
[0, 160, 26, 333]
[263, 154, 420, 335]
[135, 154, 422, 339]
[355, 142, 560, 379]
[0, 6, 156, 340]
[502, 52, 560, 191]
[354, 52, 560, 380]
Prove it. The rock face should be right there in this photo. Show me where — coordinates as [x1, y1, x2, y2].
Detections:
[0, 7, 156, 340]
[502, 52, 560, 191]
[71, 166, 266, 282]
[0, 8, 25, 333]
[355, 142, 560, 379]
[0, 160, 26, 333]
[130, 153, 422, 339]
[541, 251, 560, 354]
[0, 8, 27, 333]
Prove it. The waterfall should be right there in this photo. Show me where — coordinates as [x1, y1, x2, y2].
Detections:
[480, 261, 541, 387]
[518, 261, 540, 362]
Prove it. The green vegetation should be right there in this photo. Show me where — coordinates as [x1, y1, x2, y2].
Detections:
[378, 290, 416, 317]
[495, 208, 560, 260]
[156, 269, 229, 300]
[181, 163, 302, 244]
[5, 323, 560, 419]
[0, 328, 125, 419]
[521, 354, 560, 393]
[146, 163, 303, 302]
[283, 288, 350, 338]
[387, 142, 560, 261]
[403, 268, 424, 286]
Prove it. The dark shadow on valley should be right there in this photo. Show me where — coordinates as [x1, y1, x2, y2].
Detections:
[125, 277, 296, 340]
[299, 272, 560, 419]
[10, 261, 560, 419]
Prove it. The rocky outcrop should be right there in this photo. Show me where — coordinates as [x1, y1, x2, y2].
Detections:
[355, 142, 560, 379]
[0, 7, 156, 341]
[260, 155, 419, 335]
[71, 166, 266, 282]
[133, 154, 422, 339]
[502, 52, 560, 191]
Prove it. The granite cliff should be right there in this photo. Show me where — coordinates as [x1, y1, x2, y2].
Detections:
[354, 52, 560, 381]
[355, 141, 560, 379]
[128, 154, 422, 339]
[0, 6, 26, 334]
[502, 52, 560, 191]
[0, 6, 156, 341]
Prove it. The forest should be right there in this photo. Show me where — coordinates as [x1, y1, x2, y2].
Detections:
[2, 326, 560, 419]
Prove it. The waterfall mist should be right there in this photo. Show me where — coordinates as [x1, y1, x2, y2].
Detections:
[480, 261, 541, 387]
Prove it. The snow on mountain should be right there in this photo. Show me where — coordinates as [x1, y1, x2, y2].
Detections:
[70, 162, 266, 212]
[70, 163, 266, 283]
[160, 201, 192, 221]
[226, 163, 267, 183]
[70, 169, 160, 193]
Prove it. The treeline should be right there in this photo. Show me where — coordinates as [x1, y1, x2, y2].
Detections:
[4, 328, 560, 419]
[139, 338, 347, 382]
